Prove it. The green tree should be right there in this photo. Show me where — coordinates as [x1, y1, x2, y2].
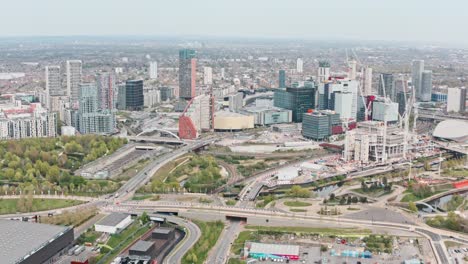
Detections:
[140, 212, 150, 224]
[408, 202, 418, 213]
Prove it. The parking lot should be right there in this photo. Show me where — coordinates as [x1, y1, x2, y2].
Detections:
[242, 236, 434, 264]
[448, 247, 468, 264]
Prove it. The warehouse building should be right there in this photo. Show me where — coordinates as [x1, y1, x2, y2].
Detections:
[246, 242, 300, 260]
[95, 213, 133, 234]
[129, 240, 156, 257]
[0, 220, 74, 264]
[242, 106, 292, 126]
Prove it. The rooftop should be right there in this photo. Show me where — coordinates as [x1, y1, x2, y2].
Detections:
[96, 213, 129, 227]
[249, 242, 300, 256]
[130, 240, 154, 253]
[152, 227, 174, 235]
[0, 220, 71, 264]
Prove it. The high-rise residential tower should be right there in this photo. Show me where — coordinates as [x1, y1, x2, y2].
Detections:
[317, 61, 331, 83]
[296, 58, 303, 73]
[149, 61, 158, 79]
[66, 60, 82, 104]
[420, 70, 433, 102]
[77, 83, 115, 134]
[96, 73, 116, 111]
[203, 66, 213, 85]
[447, 87, 467, 113]
[362, 67, 373, 96]
[412, 60, 424, 100]
[45, 66, 62, 97]
[178, 49, 196, 99]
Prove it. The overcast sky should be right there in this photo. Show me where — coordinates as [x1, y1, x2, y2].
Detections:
[2, 0, 467, 45]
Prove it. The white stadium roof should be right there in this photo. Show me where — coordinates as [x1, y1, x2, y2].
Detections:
[433, 120, 468, 143]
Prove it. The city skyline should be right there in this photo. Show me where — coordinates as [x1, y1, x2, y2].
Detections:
[1, 0, 468, 46]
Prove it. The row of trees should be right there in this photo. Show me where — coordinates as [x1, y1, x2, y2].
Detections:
[325, 194, 367, 205]
[0, 135, 125, 196]
[361, 177, 392, 193]
[426, 212, 464, 232]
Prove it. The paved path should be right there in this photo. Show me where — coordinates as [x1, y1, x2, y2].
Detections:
[206, 221, 242, 264]
[162, 215, 201, 264]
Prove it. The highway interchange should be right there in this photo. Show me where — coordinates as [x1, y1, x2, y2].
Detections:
[2, 135, 467, 264]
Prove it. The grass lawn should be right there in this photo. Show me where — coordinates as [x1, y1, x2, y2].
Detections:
[152, 154, 191, 181]
[116, 158, 151, 180]
[347, 207, 360, 211]
[290, 208, 307, 212]
[401, 189, 449, 202]
[352, 188, 392, 198]
[0, 198, 84, 214]
[232, 230, 256, 255]
[444, 241, 464, 248]
[132, 194, 160, 201]
[182, 220, 224, 264]
[228, 258, 246, 264]
[283, 200, 312, 207]
[78, 230, 101, 244]
[96, 222, 152, 263]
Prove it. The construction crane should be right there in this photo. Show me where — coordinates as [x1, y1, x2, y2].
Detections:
[346, 48, 372, 121]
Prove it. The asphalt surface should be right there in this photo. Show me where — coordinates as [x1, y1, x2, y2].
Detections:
[117, 201, 468, 264]
[343, 207, 415, 225]
[206, 220, 242, 264]
[160, 215, 201, 264]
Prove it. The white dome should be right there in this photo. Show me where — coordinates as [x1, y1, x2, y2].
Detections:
[433, 120, 468, 142]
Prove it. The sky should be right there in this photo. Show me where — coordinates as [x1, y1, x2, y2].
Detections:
[1, 0, 467, 45]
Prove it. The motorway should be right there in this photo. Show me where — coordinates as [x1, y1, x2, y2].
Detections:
[115, 137, 215, 200]
[160, 214, 201, 264]
[108, 200, 468, 264]
[3, 134, 465, 264]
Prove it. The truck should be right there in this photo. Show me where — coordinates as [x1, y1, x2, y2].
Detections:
[67, 245, 79, 256]
[74, 245, 85, 256]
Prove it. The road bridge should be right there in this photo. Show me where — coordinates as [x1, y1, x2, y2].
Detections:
[126, 136, 187, 144]
[106, 201, 468, 264]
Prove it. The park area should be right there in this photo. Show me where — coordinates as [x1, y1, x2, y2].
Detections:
[0, 197, 83, 214]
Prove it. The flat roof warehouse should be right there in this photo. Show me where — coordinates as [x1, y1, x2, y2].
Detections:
[0, 220, 73, 264]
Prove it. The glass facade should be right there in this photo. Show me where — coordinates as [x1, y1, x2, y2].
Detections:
[303, 113, 329, 140]
[125, 80, 144, 111]
[431, 92, 447, 102]
[378, 73, 395, 101]
[274, 86, 316, 122]
[278, 70, 286, 88]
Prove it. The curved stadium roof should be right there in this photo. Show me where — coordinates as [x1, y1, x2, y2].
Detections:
[432, 120, 468, 143]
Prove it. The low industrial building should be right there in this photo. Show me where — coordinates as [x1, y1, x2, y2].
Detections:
[246, 242, 300, 260]
[214, 111, 254, 131]
[152, 227, 175, 240]
[0, 220, 74, 264]
[129, 240, 156, 257]
[242, 106, 292, 126]
[95, 213, 133, 234]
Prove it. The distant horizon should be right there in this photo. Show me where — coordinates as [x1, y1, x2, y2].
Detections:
[0, 34, 466, 49]
[2, 0, 467, 48]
